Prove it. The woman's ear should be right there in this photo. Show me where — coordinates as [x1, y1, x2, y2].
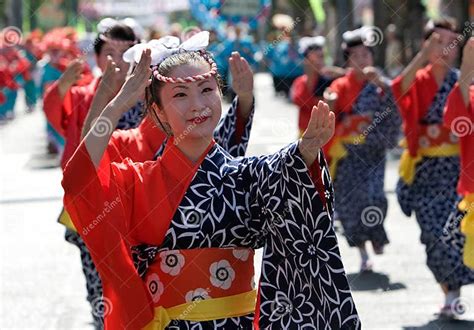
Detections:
[151, 102, 173, 136]
[152, 103, 168, 123]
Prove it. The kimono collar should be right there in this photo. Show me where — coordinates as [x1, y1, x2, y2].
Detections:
[160, 137, 216, 181]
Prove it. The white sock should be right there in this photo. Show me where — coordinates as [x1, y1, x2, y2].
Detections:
[359, 246, 369, 263]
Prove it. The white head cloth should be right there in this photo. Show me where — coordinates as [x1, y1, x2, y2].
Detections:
[122, 31, 210, 66]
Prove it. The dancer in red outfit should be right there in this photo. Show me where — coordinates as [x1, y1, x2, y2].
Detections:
[62, 32, 359, 329]
[443, 36, 474, 300]
[393, 19, 474, 318]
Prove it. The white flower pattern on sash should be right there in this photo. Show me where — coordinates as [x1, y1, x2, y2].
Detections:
[159, 250, 185, 276]
[154, 142, 359, 329]
[209, 260, 235, 290]
[232, 248, 250, 261]
[185, 288, 211, 302]
[145, 273, 164, 303]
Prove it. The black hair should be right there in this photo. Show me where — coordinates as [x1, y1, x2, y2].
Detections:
[93, 23, 137, 55]
[341, 28, 375, 62]
[304, 45, 324, 58]
[423, 17, 459, 40]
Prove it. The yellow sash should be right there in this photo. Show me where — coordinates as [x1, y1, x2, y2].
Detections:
[398, 140, 459, 185]
[459, 194, 474, 269]
[328, 135, 365, 179]
[59, 208, 77, 231]
[143, 290, 256, 330]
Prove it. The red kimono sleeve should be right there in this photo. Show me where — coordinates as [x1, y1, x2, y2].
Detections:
[108, 129, 149, 163]
[291, 76, 312, 108]
[327, 77, 346, 115]
[444, 84, 474, 128]
[392, 75, 419, 121]
[391, 68, 438, 156]
[62, 143, 154, 329]
[309, 157, 327, 209]
[43, 81, 71, 137]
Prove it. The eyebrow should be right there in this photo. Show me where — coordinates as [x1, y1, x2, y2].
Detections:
[172, 79, 211, 90]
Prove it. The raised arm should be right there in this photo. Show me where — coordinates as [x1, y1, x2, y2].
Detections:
[398, 33, 439, 95]
[444, 37, 474, 127]
[459, 37, 474, 107]
[84, 49, 151, 168]
[299, 101, 335, 167]
[228, 51, 254, 119]
[57, 59, 84, 99]
[213, 52, 255, 157]
[42, 59, 84, 136]
[81, 56, 127, 139]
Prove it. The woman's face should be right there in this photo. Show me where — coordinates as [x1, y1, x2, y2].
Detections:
[347, 45, 374, 73]
[157, 62, 222, 142]
[96, 41, 131, 76]
[304, 49, 325, 73]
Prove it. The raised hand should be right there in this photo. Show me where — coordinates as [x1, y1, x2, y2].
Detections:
[460, 37, 474, 82]
[421, 32, 441, 61]
[299, 101, 335, 166]
[113, 48, 152, 114]
[58, 58, 84, 97]
[363, 66, 388, 89]
[229, 51, 253, 99]
[459, 37, 474, 105]
[98, 55, 127, 99]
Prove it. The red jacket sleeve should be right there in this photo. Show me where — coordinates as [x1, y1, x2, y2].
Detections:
[444, 83, 474, 128]
[62, 143, 154, 329]
[43, 81, 70, 137]
[391, 75, 418, 121]
[291, 76, 312, 108]
[327, 78, 346, 114]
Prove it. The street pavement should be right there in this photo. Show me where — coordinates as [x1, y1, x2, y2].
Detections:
[1, 74, 474, 329]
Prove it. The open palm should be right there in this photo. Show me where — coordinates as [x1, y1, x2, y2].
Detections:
[299, 101, 335, 166]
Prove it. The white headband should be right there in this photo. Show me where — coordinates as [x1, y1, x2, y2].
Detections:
[122, 31, 210, 66]
[97, 17, 144, 40]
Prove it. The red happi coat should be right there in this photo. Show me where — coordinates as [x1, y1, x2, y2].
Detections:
[444, 84, 474, 195]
